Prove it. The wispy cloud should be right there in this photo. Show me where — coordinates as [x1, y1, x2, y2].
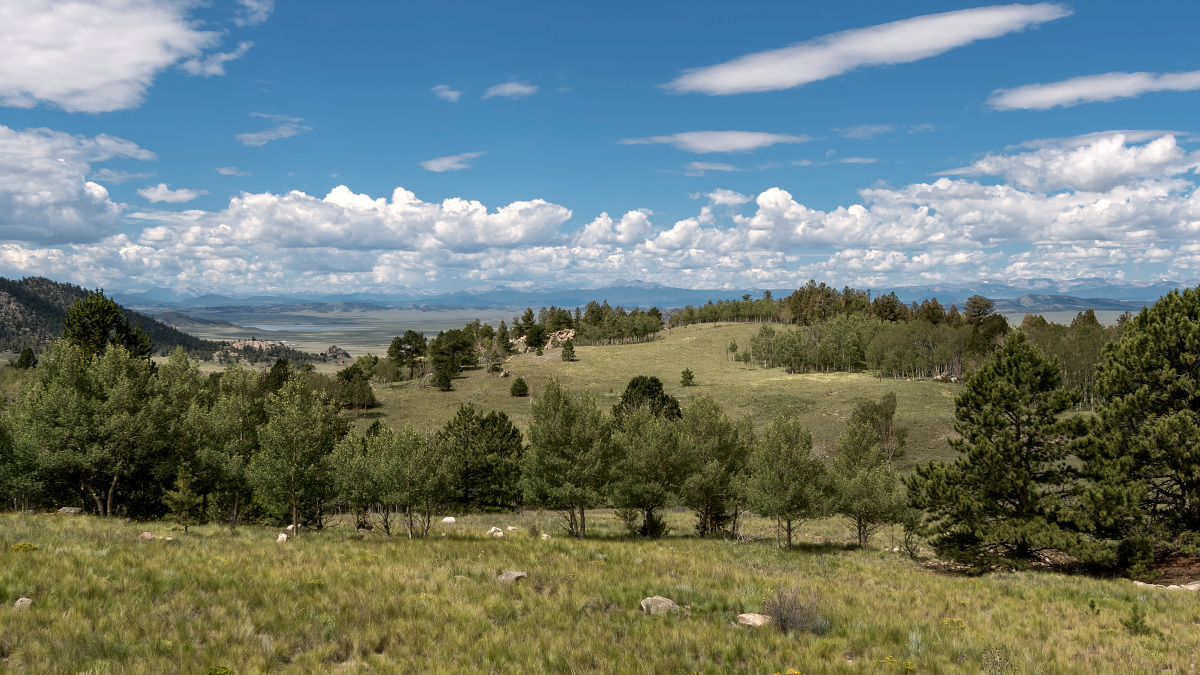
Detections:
[236, 113, 311, 147]
[483, 81, 537, 99]
[234, 0, 274, 27]
[667, 3, 1070, 95]
[989, 70, 1200, 110]
[837, 124, 894, 139]
[684, 162, 741, 176]
[91, 168, 154, 184]
[181, 41, 253, 77]
[908, 124, 935, 134]
[216, 166, 250, 176]
[420, 151, 485, 172]
[706, 188, 752, 206]
[620, 131, 809, 153]
[432, 84, 463, 102]
[138, 183, 208, 203]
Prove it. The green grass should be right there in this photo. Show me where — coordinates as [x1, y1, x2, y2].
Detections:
[372, 323, 961, 468]
[2, 511, 1196, 673]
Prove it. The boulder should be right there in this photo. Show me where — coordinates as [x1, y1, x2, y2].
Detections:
[57, 507, 82, 515]
[506, 526, 519, 531]
[277, 533, 288, 543]
[442, 516, 456, 524]
[640, 596, 680, 615]
[138, 531, 156, 541]
[497, 571, 527, 583]
[541, 533, 551, 540]
[486, 527, 504, 537]
[736, 613, 772, 627]
[13, 597, 31, 609]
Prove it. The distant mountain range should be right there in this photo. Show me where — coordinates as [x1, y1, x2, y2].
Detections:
[112, 277, 1193, 313]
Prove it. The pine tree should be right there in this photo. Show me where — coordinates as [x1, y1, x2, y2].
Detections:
[906, 332, 1095, 568]
[509, 376, 528, 397]
[561, 339, 576, 362]
[680, 368, 695, 387]
[1079, 287, 1200, 554]
[163, 463, 202, 533]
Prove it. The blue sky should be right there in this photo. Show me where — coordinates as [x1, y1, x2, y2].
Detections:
[1, 0, 1198, 295]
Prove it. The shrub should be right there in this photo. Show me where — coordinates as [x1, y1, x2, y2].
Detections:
[561, 339, 576, 362]
[680, 368, 694, 386]
[433, 369, 453, 391]
[510, 377, 528, 397]
[765, 589, 830, 635]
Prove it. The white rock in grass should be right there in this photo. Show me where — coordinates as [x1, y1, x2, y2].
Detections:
[442, 517, 456, 524]
[640, 596, 680, 615]
[57, 507, 82, 515]
[277, 533, 288, 543]
[506, 526, 519, 531]
[497, 571, 527, 583]
[138, 531, 155, 541]
[486, 527, 504, 537]
[736, 613, 772, 627]
[541, 533, 551, 540]
[286, 524, 301, 532]
[14, 597, 31, 609]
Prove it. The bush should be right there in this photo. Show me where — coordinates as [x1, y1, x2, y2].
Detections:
[680, 368, 694, 386]
[510, 377, 528, 397]
[765, 589, 830, 635]
[433, 369, 453, 391]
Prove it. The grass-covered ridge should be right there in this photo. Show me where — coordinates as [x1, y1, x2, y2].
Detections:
[374, 322, 960, 468]
[2, 511, 1194, 673]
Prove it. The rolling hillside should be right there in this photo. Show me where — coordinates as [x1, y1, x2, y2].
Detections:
[0, 276, 224, 356]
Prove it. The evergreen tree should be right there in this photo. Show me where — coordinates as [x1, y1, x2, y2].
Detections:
[388, 330, 428, 380]
[509, 376, 528, 397]
[745, 415, 828, 548]
[906, 332, 1095, 568]
[13, 348, 36, 370]
[520, 379, 614, 537]
[611, 375, 681, 425]
[1079, 287, 1200, 555]
[163, 463, 202, 533]
[560, 339, 576, 362]
[433, 404, 523, 511]
[61, 291, 152, 359]
[830, 422, 906, 546]
[680, 368, 695, 387]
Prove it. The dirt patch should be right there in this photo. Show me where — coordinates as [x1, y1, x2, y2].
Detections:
[1150, 552, 1200, 585]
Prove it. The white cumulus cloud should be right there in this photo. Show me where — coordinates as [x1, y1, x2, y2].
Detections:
[234, 0, 274, 27]
[620, 131, 809, 153]
[989, 70, 1200, 110]
[420, 151, 485, 172]
[0, 0, 219, 112]
[0, 125, 154, 243]
[138, 183, 207, 203]
[432, 84, 463, 102]
[667, 3, 1070, 95]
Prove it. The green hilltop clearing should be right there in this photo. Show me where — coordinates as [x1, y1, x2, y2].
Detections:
[372, 321, 962, 469]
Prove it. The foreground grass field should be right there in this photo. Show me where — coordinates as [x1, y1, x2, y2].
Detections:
[373, 323, 962, 468]
[2, 511, 1195, 674]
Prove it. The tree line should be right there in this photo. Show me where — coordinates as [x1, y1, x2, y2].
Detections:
[0, 296, 912, 545]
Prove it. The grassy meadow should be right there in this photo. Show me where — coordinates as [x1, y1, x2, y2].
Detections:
[3, 510, 1196, 674]
[371, 322, 962, 469]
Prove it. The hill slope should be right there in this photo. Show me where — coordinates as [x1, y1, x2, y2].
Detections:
[0, 276, 224, 356]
